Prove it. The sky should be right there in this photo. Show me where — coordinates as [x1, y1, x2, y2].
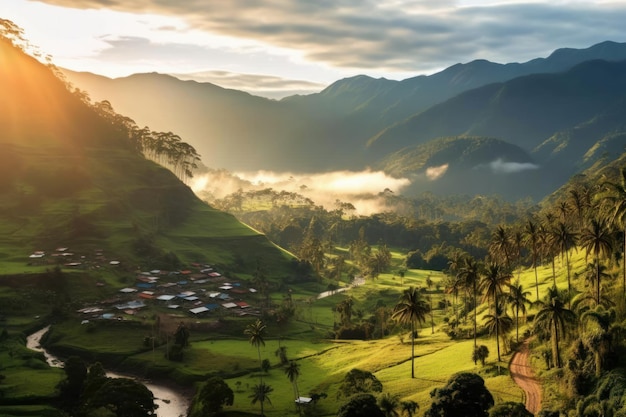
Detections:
[2, 0, 626, 99]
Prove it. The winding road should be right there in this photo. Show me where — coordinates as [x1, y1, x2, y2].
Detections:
[510, 339, 542, 415]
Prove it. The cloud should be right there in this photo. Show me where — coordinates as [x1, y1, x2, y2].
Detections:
[190, 169, 411, 215]
[171, 70, 326, 99]
[486, 159, 540, 174]
[33, 0, 626, 77]
[426, 164, 449, 180]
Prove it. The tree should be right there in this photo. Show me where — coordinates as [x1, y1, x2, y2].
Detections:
[400, 400, 419, 417]
[489, 402, 533, 417]
[579, 218, 614, 305]
[57, 356, 87, 408]
[424, 372, 494, 417]
[392, 287, 430, 378]
[88, 377, 157, 417]
[479, 262, 510, 316]
[379, 392, 400, 417]
[507, 282, 531, 342]
[249, 382, 273, 416]
[245, 319, 267, 372]
[336, 393, 385, 417]
[523, 218, 541, 301]
[174, 322, 190, 348]
[197, 376, 234, 416]
[483, 304, 513, 362]
[275, 345, 288, 365]
[338, 368, 383, 398]
[550, 221, 578, 301]
[534, 291, 577, 368]
[472, 345, 490, 367]
[598, 167, 626, 296]
[336, 297, 354, 326]
[457, 256, 482, 363]
[490, 225, 512, 269]
[284, 360, 301, 403]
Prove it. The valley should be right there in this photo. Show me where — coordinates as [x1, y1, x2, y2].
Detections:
[2, 17, 626, 417]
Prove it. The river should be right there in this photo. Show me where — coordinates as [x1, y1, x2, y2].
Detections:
[26, 326, 191, 417]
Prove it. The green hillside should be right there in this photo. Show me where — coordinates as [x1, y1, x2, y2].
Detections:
[0, 33, 294, 278]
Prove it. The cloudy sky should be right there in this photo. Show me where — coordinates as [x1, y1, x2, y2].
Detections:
[2, 0, 626, 98]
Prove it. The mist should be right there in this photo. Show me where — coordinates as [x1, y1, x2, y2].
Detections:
[485, 159, 540, 174]
[190, 169, 411, 215]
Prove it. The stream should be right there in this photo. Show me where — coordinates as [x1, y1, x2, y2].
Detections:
[26, 326, 191, 417]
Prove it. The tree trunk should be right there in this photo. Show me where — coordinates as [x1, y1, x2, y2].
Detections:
[411, 321, 415, 378]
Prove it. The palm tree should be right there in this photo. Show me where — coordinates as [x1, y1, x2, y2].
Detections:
[249, 382, 273, 416]
[457, 256, 482, 363]
[534, 291, 577, 368]
[479, 262, 511, 315]
[490, 225, 512, 269]
[392, 286, 430, 378]
[523, 218, 541, 301]
[507, 282, 531, 342]
[284, 360, 301, 403]
[551, 221, 578, 301]
[400, 400, 419, 417]
[245, 319, 267, 373]
[379, 392, 400, 417]
[581, 305, 617, 377]
[598, 167, 626, 296]
[580, 218, 614, 305]
[483, 304, 514, 362]
[275, 345, 288, 365]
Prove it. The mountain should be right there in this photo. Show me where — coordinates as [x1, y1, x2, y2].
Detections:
[0, 36, 294, 276]
[369, 59, 626, 170]
[375, 136, 545, 200]
[63, 41, 626, 175]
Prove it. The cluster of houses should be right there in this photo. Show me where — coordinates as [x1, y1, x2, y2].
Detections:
[28, 247, 261, 321]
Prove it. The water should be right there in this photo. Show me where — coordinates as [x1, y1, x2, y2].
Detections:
[26, 326, 191, 417]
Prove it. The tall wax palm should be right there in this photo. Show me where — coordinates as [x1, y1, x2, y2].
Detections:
[523, 218, 541, 301]
[284, 360, 301, 404]
[512, 230, 524, 280]
[598, 167, 626, 296]
[249, 382, 273, 416]
[540, 219, 559, 287]
[479, 262, 511, 316]
[507, 282, 532, 342]
[568, 187, 590, 232]
[534, 292, 577, 368]
[580, 218, 614, 305]
[483, 304, 514, 362]
[392, 286, 430, 378]
[490, 226, 512, 270]
[551, 221, 578, 301]
[245, 319, 267, 374]
[585, 259, 612, 306]
[457, 256, 482, 363]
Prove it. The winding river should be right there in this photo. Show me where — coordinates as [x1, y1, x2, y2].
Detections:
[26, 326, 191, 417]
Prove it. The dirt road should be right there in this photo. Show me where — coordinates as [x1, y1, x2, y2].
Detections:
[510, 339, 542, 415]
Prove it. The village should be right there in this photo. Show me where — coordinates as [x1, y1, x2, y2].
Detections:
[28, 247, 262, 323]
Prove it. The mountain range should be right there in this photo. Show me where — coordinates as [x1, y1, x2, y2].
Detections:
[63, 41, 626, 201]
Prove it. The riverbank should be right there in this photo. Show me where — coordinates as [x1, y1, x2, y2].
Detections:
[26, 326, 193, 417]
